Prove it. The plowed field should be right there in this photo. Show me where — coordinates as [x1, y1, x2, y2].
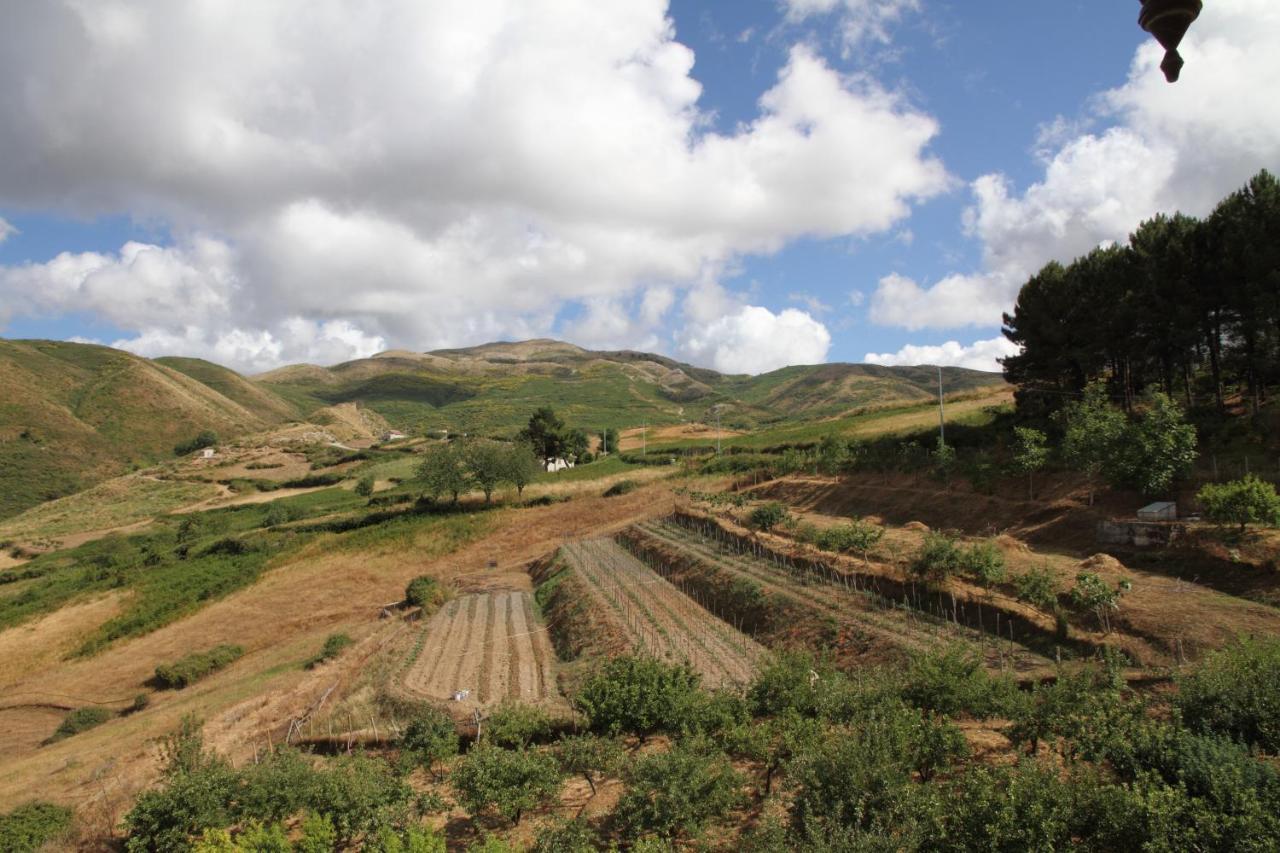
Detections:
[559, 539, 764, 687]
[399, 591, 561, 715]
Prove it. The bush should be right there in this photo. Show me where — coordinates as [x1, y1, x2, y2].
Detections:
[958, 540, 1006, 586]
[1068, 572, 1131, 633]
[304, 633, 354, 669]
[0, 802, 74, 852]
[48, 706, 112, 742]
[749, 502, 791, 532]
[174, 430, 218, 456]
[400, 707, 459, 779]
[614, 740, 744, 842]
[1198, 474, 1280, 532]
[1014, 564, 1060, 612]
[404, 575, 445, 610]
[812, 518, 884, 560]
[1177, 636, 1280, 752]
[573, 655, 703, 740]
[451, 744, 562, 827]
[355, 474, 376, 497]
[555, 734, 623, 796]
[532, 818, 600, 853]
[280, 473, 344, 489]
[154, 644, 244, 689]
[602, 479, 638, 497]
[909, 532, 962, 585]
[901, 647, 1018, 719]
[483, 702, 553, 748]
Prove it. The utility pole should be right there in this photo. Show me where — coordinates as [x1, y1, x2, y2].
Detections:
[601, 428, 607, 455]
[642, 421, 646, 457]
[937, 365, 946, 447]
[714, 406, 722, 455]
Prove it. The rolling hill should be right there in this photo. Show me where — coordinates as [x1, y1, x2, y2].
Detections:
[0, 340, 296, 520]
[258, 338, 1007, 435]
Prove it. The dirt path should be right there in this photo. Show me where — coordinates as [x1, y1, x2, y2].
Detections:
[560, 539, 764, 687]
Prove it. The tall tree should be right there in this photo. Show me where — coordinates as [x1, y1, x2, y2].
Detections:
[463, 439, 509, 504]
[519, 407, 567, 464]
[504, 444, 542, 498]
[1056, 383, 1127, 506]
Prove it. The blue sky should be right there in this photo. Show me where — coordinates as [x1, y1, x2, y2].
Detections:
[0, 1, 1276, 374]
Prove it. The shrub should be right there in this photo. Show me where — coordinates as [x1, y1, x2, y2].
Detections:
[404, 575, 445, 610]
[48, 706, 112, 742]
[1198, 475, 1280, 532]
[748, 650, 833, 718]
[813, 518, 884, 560]
[451, 744, 562, 826]
[1014, 564, 1060, 612]
[614, 740, 744, 842]
[602, 479, 638, 497]
[1177, 636, 1280, 752]
[305, 754, 414, 846]
[154, 644, 244, 689]
[400, 707, 459, 779]
[174, 430, 218, 456]
[483, 702, 553, 748]
[573, 655, 703, 740]
[555, 734, 623, 796]
[749, 502, 791, 532]
[532, 818, 600, 853]
[900, 647, 1018, 719]
[958, 539, 1006, 586]
[0, 802, 74, 852]
[280, 473, 344, 489]
[304, 633, 354, 669]
[355, 474, 376, 497]
[129, 693, 150, 714]
[909, 532, 962, 585]
[1068, 572, 1131, 634]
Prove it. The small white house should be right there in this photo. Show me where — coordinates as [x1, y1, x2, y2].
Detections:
[1137, 501, 1177, 522]
[545, 457, 575, 473]
[381, 430, 407, 442]
[198, 447, 216, 460]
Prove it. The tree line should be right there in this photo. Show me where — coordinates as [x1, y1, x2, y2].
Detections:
[1002, 170, 1280, 417]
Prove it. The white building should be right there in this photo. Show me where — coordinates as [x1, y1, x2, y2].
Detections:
[545, 457, 575, 473]
[198, 447, 216, 459]
[381, 430, 407, 442]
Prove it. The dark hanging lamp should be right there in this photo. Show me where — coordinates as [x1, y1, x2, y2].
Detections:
[1138, 0, 1203, 82]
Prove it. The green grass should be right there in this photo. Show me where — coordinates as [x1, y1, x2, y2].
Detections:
[534, 455, 642, 484]
[0, 477, 218, 541]
[0, 485, 498, 655]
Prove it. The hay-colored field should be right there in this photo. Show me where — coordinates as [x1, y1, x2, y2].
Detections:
[560, 538, 764, 687]
[0, 481, 674, 825]
[399, 590, 562, 715]
[619, 422, 743, 451]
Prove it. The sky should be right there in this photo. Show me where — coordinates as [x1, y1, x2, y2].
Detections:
[0, 0, 1277, 376]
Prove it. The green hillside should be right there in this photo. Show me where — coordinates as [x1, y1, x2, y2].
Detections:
[0, 341, 292, 520]
[258, 339, 1007, 436]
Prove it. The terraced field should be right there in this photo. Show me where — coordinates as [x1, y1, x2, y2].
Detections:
[634, 518, 1053, 673]
[400, 591, 562, 715]
[559, 539, 764, 687]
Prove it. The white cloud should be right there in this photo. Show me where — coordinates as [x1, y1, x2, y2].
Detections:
[783, 0, 920, 54]
[113, 320, 386, 375]
[681, 305, 830, 374]
[0, 2, 949, 372]
[0, 217, 15, 244]
[870, 0, 1280, 331]
[865, 336, 1017, 372]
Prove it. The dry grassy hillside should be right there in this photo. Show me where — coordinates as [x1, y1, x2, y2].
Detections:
[0, 340, 295, 520]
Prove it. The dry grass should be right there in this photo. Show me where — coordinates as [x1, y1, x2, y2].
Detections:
[0, 481, 674, 825]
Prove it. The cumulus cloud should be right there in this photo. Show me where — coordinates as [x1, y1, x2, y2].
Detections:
[681, 305, 830, 374]
[870, 0, 1280, 331]
[864, 336, 1017, 372]
[0, 217, 15, 243]
[0, 1, 949, 372]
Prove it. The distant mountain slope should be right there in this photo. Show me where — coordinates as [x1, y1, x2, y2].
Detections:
[0, 340, 293, 519]
[155, 356, 302, 422]
[259, 339, 1007, 435]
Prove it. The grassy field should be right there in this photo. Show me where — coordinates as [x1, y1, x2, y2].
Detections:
[0, 477, 219, 542]
[641, 391, 1012, 452]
